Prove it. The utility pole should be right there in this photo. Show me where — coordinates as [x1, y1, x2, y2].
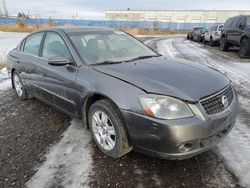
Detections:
[3, 0, 8, 18]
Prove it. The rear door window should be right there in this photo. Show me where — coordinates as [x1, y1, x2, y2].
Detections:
[237, 17, 246, 28]
[230, 17, 240, 28]
[23, 32, 44, 56]
[224, 18, 233, 28]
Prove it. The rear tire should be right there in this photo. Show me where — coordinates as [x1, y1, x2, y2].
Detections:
[12, 71, 27, 100]
[220, 36, 229, 51]
[239, 38, 250, 58]
[88, 99, 132, 158]
[209, 37, 214, 47]
[202, 38, 206, 44]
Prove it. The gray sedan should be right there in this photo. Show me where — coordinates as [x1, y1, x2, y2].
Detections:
[7, 27, 239, 159]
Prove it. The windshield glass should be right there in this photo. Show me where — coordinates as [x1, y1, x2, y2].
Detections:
[69, 30, 157, 65]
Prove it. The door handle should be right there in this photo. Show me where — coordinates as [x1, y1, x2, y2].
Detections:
[9, 54, 21, 63]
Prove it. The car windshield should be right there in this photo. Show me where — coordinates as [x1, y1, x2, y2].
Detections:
[69, 30, 157, 65]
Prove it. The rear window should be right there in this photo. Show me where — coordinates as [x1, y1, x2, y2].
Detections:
[218, 25, 223, 31]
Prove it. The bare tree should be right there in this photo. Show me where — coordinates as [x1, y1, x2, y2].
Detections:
[0, 9, 3, 18]
[48, 16, 54, 26]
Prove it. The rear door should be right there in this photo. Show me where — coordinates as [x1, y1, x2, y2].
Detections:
[11, 32, 45, 95]
[36, 31, 79, 116]
[235, 16, 246, 45]
[228, 17, 240, 44]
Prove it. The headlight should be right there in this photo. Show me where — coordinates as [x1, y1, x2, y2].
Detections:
[139, 94, 194, 120]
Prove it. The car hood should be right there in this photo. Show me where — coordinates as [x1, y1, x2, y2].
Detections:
[93, 57, 230, 102]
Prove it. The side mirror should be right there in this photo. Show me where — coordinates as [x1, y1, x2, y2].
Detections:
[48, 56, 74, 66]
[239, 23, 244, 29]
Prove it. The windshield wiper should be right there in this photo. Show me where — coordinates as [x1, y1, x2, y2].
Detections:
[92, 60, 123, 66]
[92, 55, 161, 65]
[124, 55, 161, 62]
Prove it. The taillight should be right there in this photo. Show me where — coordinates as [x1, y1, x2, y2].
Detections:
[215, 32, 218, 36]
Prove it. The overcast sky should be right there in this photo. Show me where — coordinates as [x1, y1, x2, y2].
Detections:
[1, 0, 250, 19]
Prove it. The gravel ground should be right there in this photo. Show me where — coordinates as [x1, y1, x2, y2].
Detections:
[0, 90, 71, 188]
[90, 147, 239, 188]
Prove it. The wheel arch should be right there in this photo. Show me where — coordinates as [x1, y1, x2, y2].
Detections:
[81, 92, 122, 127]
[11, 68, 16, 89]
[81, 92, 132, 143]
[240, 35, 248, 43]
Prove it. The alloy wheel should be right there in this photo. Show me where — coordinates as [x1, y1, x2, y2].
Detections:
[13, 73, 23, 97]
[91, 110, 116, 151]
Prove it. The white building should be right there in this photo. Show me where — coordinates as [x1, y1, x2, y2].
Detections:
[105, 10, 250, 23]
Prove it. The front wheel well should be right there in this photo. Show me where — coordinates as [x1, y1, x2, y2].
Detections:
[81, 93, 120, 129]
[11, 69, 16, 89]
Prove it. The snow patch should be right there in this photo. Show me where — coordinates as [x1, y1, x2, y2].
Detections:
[0, 67, 11, 91]
[0, 32, 28, 61]
[27, 119, 93, 188]
[0, 32, 27, 92]
[157, 39, 180, 57]
[218, 119, 250, 188]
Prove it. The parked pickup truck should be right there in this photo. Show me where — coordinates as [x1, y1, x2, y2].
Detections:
[220, 15, 250, 58]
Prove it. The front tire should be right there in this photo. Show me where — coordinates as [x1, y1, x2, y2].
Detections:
[88, 99, 132, 158]
[12, 71, 27, 100]
[239, 38, 250, 58]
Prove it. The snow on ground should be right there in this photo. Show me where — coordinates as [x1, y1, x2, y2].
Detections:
[27, 119, 93, 188]
[0, 32, 27, 91]
[218, 119, 250, 187]
[0, 32, 28, 61]
[157, 38, 250, 187]
[0, 67, 11, 91]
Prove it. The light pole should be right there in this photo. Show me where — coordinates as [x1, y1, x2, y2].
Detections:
[3, 0, 8, 18]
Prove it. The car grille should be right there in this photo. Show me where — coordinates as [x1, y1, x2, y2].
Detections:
[200, 86, 234, 115]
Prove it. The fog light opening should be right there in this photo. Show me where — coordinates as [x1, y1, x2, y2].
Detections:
[179, 143, 193, 152]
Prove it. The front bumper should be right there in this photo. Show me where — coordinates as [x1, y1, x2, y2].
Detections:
[122, 93, 239, 160]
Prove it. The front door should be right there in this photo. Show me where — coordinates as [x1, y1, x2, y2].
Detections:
[36, 31, 78, 116]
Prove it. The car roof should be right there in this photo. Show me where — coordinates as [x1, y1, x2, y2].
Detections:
[48, 26, 115, 33]
[193, 27, 204, 29]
